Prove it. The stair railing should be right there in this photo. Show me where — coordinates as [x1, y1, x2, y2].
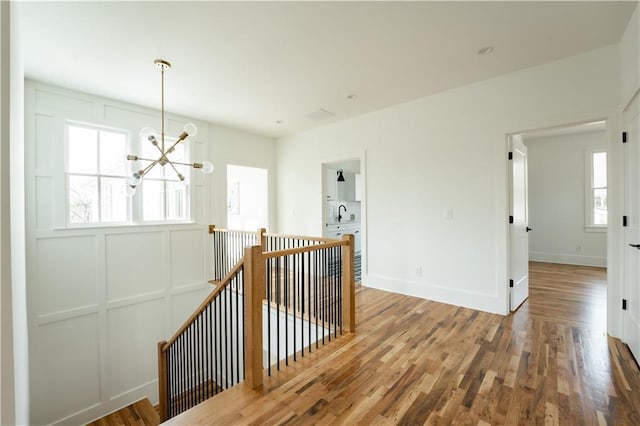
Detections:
[158, 227, 355, 421]
[157, 260, 245, 421]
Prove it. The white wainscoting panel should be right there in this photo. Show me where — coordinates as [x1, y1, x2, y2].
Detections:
[170, 229, 205, 288]
[35, 88, 98, 121]
[34, 113, 54, 170]
[106, 232, 165, 302]
[35, 176, 54, 230]
[107, 298, 165, 399]
[170, 288, 211, 332]
[35, 236, 97, 315]
[30, 314, 101, 425]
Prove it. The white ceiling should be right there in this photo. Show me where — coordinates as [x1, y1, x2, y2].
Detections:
[18, 1, 637, 139]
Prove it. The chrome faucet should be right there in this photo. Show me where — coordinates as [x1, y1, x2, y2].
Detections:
[338, 204, 347, 222]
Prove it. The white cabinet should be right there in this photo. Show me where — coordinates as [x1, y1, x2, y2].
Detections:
[355, 173, 362, 201]
[326, 222, 361, 253]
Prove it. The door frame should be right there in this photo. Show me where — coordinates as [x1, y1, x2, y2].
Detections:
[506, 118, 611, 315]
[321, 152, 367, 279]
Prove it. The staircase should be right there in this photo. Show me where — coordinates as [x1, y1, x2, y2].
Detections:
[156, 227, 357, 422]
[86, 398, 159, 426]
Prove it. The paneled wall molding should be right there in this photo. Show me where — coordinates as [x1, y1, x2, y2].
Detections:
[25, 80, 216, 425]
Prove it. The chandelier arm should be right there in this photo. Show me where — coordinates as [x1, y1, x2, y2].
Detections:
[131, 156, 158, 163]
[166, 160, 185, 181]
[164, 137, 187, 157]
[141, 159, 162, 176]
[168, 160, 198, 167]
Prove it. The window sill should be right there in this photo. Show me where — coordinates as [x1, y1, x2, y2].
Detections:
[584, 226, 607, 233]
[53, 221, 200, 232]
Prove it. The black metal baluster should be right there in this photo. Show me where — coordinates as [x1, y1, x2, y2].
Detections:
[294, 250, 298, 361]
[306, 251, 313, 352]
[217, 294, 221, 390]
[277, 256, 281, 371]
[286, 252, 290, 365]
[300, 251, 304, 357]
[267, 257, 272, 376]
[315, 250, 319, 349]
[235, 276, 240, 385]
[241, 270, 245, 381]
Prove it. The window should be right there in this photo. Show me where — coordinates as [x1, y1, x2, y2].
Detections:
[138, 135, 189, 222]
[586, 150, 607, 228]
[67, 124, 129, 224]
[66, 122, 192, 226]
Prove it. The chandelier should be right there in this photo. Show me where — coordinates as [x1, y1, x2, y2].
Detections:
[125, 59, 213, 195]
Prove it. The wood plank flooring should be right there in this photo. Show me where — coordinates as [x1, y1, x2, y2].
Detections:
[87, 398, 159, 426]
[163, 262, 640, 425]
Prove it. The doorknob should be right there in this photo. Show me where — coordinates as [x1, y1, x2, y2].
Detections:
[526, 227, 533, 232]
[630, 244, 640, 250]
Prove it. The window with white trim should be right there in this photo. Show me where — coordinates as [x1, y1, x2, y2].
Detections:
[586, 150, 607, 228]
[138, 134, 189, 222]
[66, 122, 191, 226]
[67, 124, 129, 224]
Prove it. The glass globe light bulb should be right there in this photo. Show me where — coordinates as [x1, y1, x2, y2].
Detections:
[126, 171, 142, 187]
[183, 123, 198, 137]
[200, 161, 214, 174]
[140, 127, 157, 142]
[122, 184, 137, 197]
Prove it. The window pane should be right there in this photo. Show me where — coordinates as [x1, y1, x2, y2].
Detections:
[167, 142, 187, 178]
[68, 126, 97, 174]
[594, 188, 607, 225]
[100, 177, 128, 222]
[100, 131, 127, 176]
[166, 181, 186, 220]
[69, 175, 98, 223]
[143, 180, 165, 221]
[593, 152, 607, 188]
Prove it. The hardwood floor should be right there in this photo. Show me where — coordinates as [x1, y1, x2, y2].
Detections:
[87, 398, 159, 426]
[164, 262, 640, 425]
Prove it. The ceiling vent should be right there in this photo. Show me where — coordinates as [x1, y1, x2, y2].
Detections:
[306, 108, 336, 120]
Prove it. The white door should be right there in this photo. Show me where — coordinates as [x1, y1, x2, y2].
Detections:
[510, 136, 530, 311]
[623, 93, 640, 362]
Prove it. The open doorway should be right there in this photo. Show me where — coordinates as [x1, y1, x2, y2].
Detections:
[226, 164, 268, 231]
[322, 158, 363, 283]
[509, 121, 608, 328]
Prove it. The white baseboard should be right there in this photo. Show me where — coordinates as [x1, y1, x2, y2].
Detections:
[529, 251, 606, 267]
[362, 274, 507, 315]
[52, 381, 157, 426]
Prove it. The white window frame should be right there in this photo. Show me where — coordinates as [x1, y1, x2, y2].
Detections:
[584, 148, 607, 232]
[64, 121, 194, 228]
[65, 121, 131, 226]
[133, 134, 192, 224]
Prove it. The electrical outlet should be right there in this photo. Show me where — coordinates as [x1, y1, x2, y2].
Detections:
[416, 267, 422, 277]
[576, 244, 582, 253]
[444, 208, 453, 220]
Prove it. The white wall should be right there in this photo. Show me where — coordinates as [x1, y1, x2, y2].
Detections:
[276, 46, 621, 316]
[525, 130, 607, 267]
[24, 81, 275, 425]
[9, 3, 28, 424]
[0, 2, 16, 425]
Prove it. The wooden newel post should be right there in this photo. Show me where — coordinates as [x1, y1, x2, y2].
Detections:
[157, 340, 169, 422]
[342, 234, 356, 332]
[257, 227, 267, 251]
[244, 245, 265, 388]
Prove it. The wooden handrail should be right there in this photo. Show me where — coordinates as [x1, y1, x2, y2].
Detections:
[263, 239, 346, 259]
[264, 232, 337, 243]
[162, 259, 245, 350]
